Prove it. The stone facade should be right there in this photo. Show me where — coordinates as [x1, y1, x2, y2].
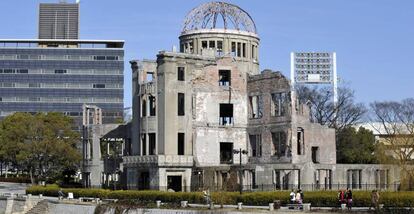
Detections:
[85, 1, 404, 191]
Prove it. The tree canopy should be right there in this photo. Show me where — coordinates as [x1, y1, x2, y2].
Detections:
[0, 112, 81, 183]
[336, 126, 376, 164]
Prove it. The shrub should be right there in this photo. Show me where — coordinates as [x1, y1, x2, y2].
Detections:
[26, 186, 414, 208]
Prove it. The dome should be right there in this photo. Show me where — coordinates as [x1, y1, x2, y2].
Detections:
[182, 2, 257, 35]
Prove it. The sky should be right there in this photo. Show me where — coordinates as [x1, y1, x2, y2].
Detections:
[0, 0, 413, 108]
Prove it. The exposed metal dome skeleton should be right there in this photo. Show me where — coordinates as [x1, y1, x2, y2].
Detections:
[182, 2, 257, 34]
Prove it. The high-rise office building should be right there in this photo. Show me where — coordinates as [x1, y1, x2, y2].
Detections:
[0, 39, 124, 127]
[0, 2, 124, 127]
[39, 2, 79, 39]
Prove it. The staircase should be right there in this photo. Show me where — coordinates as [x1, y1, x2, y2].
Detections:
[25, 200, 48, 214]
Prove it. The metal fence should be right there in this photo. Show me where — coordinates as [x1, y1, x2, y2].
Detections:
[94, 183, 408, 192]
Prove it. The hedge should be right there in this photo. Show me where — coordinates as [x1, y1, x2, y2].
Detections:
[26, 185, 414, 207]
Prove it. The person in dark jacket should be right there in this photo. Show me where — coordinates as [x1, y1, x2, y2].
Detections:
[346, 188, 353, 210]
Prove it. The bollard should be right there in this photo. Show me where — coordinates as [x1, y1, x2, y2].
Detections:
[209, 202, 214, 210]
[237, 202, 243, 210]
[38, 194, 43, 199]
[269, 203, 274, 211]
[341, 203, 347, 210]
[303, 203, 311, 211]
[181, 201, 188, 208]
[156, 200, 161, 208]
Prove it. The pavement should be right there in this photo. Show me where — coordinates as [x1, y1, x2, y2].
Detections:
[0, 181, 29, 195]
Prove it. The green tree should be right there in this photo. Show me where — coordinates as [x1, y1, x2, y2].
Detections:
[0, 112, 81, 183]
[336, 126, 376, 164]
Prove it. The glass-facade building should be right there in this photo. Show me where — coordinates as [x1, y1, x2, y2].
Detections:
[0, 39, 124, 127]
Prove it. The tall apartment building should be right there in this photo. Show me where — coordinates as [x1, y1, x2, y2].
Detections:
[0, 2, 124, 127]
[39, 2, 79, 39]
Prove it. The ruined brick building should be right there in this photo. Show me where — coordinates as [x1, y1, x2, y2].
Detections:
[82, 2, 402, 191]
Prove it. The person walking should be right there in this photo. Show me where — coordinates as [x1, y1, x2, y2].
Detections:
[338, 189, 345, 206]
[369, 189, 380, 210]
[289, 189, 296, 209]
[346, 188, 353, 210]
[296, 189, 302, 209]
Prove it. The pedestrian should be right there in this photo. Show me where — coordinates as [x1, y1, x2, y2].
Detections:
[338, 189, 345, 206]
[369, 189, 380, 210]
[57, 188, 65, 200]
[289, 189, 296, 209]
[296, 189, 302, 209]
[346, 188, 353, 210]
[289, 189, 296, 203]
[299, 189, 304, 203]
[203, 188, 211, 205]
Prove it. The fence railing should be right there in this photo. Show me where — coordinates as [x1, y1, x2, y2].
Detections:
[94, 183, 408, 192]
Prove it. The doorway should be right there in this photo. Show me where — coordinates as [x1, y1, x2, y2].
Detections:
[167, 175, 182, 192]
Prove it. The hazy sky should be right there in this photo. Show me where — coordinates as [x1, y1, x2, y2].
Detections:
[1, 0, 413, 108]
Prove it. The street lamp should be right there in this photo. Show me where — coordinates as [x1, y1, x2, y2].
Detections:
[233, 148, 248, 195]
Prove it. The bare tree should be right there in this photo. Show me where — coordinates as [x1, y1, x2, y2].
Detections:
[370, 99, 414, 188]
[296, 85, 366, 130]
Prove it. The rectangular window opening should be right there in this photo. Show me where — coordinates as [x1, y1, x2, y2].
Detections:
[178, 133, 185, 155]
[219, 104, 233, 126]
[141, 134, 147, 156]
[219, 70, 231, 86]
[178, 93, 185, 116]
[297, 128, 304, 155]
[231, 42, 236, 56]
[202, 41, 208, 49]
[220, 142, 233, 164]
[272, 132, 286, 156]
[312, 146, 319, 163]
[249, 96, 263, 118]
[149, 95, 156, 116]
[146, 72, 154, 82]
[148, 133, 156, 155]
[249, 134, 262, 157]
[177, 67, 185, 81]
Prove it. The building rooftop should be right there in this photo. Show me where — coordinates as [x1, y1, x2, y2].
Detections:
[182, 2, 257, 35]
[0, 39, 124, 48]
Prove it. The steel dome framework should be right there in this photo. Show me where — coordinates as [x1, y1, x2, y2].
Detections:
[182, 2, 257, 34]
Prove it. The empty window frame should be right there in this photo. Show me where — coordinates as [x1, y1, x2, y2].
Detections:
[177, 67, 185, 81]
[178, 93, 185, 116]
[249, 95, 263, 119]
[149, 95, 156, 116]
[202, 41, 208, 49]
[271, 92, 289, 116]
[231, 42, 236, 56]
[237, 42, 241, 57]
[297, 128, 304, 155]
[141, 134, 147, 156]
[146, 72, 154, 82]
[178, 133, 185, 155]
[148, 133, 156, 155]
[249, 134, 262, 157]
[219, 104, 233, 125]
[272, 131, 286, 156]
[219, 70, 231, 86]
[220, 142, 233, 164]
[311, 146, 319, 163]
[209, 41, 215, 49]
[242, 43, 246, 58]
[141, 97, 147, 117]
[217, 41, 223, 51]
